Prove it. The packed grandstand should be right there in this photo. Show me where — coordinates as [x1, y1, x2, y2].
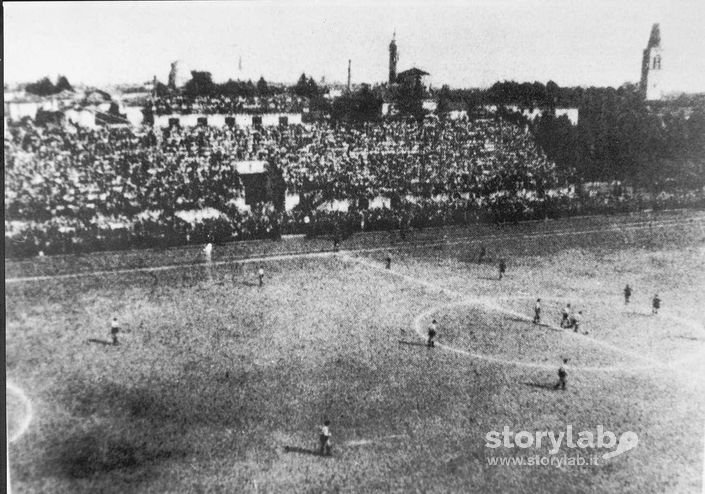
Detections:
[4, 92, 701, 257]
[5, 104, 579, 255]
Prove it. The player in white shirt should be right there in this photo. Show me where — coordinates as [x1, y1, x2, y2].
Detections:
[258, 266, 265, 287]
[560, 303, 571, 328]
[203, 243, 213, 262]
[572, 311, 583, 333]
[319, 420, 332, 456]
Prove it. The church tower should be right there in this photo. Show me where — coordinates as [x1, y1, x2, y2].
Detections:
[640, 23, 663, 101]
[389, 32, 399, 85]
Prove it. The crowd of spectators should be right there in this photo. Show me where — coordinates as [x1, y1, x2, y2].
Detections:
[273, 116, 561, 202]
[150, 94, 309, 115]
[11, 110, 693, 257]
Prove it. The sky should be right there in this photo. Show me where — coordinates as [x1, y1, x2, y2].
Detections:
[3, 0, 705, 91]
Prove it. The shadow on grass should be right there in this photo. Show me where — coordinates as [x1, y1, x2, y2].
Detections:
[521, 381, 561, 391]
[670, 335, 703, 341]
[235, 280, 260, 287]
[283, 445, 322, 457]
[87, 338, 113, 346]
[398, 340, 428, 347]
[505, 316, 530, 323]
[57, 430, 186, 480]
[477, 276, 501, 281]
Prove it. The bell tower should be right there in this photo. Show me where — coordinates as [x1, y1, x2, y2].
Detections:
[640, 23, 663, 101]
[389, 31, 399, 85]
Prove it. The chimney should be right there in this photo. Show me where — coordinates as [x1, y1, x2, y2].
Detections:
[347, 59, 352, 92]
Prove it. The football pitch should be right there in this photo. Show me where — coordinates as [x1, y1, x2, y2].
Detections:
[6, 210, 705, 493]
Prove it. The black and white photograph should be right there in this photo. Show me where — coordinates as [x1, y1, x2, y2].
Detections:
[4, 1, 705, 492]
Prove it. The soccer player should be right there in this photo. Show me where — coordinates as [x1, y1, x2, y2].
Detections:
[319, 419, 332, 456]
[498, 259, 507, 280]
[110, 317, 120, 346]
[385, 254, 392, 270]
[427, 319, 438, 347]
[554, 359, 568, 390]
[652, 294, 661, 315]
[624, 284, 632, 305]
[258, 266, 265, 287]
[572, 311, 583, 333]
[478, 245, 486, 264]
[332, 234, 340, 252]
[203, 242, 213, 262]
[532, 299, 541, 325]
[560, 303, 572, 328]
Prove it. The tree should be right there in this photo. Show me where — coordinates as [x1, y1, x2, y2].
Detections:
[396, 78, 424, 120]
[154, 81, 170, 97]
[307, 77, 319, 97]
[293, 73, 318, 98]
[256, 76, 269, 97]
[25, 77, 56, 96]
[245, 80, 256, 98]
[309, 94, 332, 113]
[184, 71, 215, 97]
[686, 106, 705, 160]
[331, 84, 381, 122]
[220, 79, 252, 98]
[436, 85, 452, 115]
[294, 73, 308, 97]
[55, 75, 73, 92]
[546, 80, 559, 109]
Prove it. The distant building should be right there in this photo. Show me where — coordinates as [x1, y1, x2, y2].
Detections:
[3, 92, 74, 121]
[640, 23, 663, 101]
[386, 33, 430, 90]
[396, 68, 430, 90]
[326, 88, 344, 100]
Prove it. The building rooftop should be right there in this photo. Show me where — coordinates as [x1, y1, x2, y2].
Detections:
[397, 68, 430, 78]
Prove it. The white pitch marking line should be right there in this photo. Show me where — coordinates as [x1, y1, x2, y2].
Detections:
[344, 434, 407, 447]
[6, 382, 33, 443]
[494, 294, 705, 367]
[497, 294, 705, 338]
[343, 254, 701, 376]
[412, 302, 653, 373]
[5, 217, 701, 284]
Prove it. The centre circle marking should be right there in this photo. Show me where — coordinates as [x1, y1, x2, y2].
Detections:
[413, 296, 702, 374]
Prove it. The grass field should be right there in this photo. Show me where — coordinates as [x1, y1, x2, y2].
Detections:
[6, 211, 705, 493]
